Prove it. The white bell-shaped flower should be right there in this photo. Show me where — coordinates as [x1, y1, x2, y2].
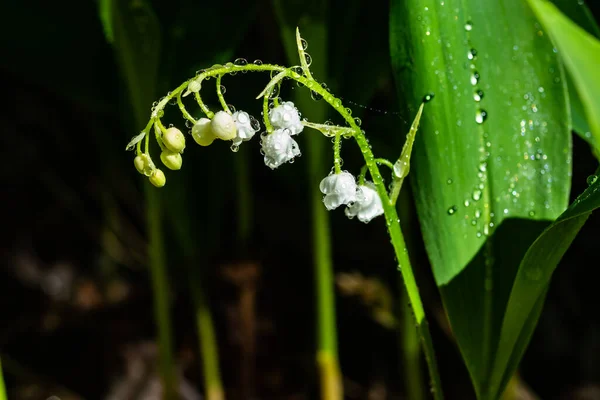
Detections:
[261, 128, 301, 169]
[319, 171, 358, 210]
[269, 101, 304, 135]
[211, 111, 237, 140]
[232, 111, 257, 146]
[345, 182, 384, 223]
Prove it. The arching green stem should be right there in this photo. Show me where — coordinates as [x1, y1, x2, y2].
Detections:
[142, 62, 443, 399]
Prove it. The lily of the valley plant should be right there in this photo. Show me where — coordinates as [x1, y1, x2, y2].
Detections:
[126, 28, 443, 399]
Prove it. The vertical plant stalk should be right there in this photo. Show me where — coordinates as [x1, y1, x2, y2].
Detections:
[171, 189, 224, 400]
[274, 8, 343, 399]
[104, 1, 178, 394]
[0, 357, 7, 400]
[190, 275, 224, 400]
[401, 288, 425, 400]
[145, 187, 178, 399]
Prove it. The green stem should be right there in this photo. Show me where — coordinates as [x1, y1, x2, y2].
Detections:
[145, 185, 178, 399]
[401, 286, 425, 400]
[190, 274, 224, 400]
[0, 357, 7, 400]
[141, 58, 443, 400]
[215, 75, 231, 113]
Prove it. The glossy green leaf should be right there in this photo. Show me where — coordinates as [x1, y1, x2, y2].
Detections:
[489, 174, 600, 397]
[527, 0, 600, 155]
[390, 1, 572, 398]
[390, 0, 571, 285]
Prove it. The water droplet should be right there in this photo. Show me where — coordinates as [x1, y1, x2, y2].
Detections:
[354, 117, 362, 126]
[473, 90, 484, 102]
[447, 178, 453, 185]
[447, 205, 458, 215]
[305, 53, 312, 66]
[475, 109, 487, 124]
[423, 93, 435, 103]
[230, 144, 239, 152]
[587, 175, 598, 186]
[253, 59, 263, 65]
[465, 21, 473, 31]
[470, 71, 480, 86]
[311, 90, 323, 101]
[467, 48, 478, 60]
[472, 189, 482, 201]
[475, 209, 482, 218]
[219, 85, 226, 94]
[301, 38, 308, 50]
[528, 210, 536, 217]
[464, 199, 470, 207]
[234, 58, 248, 66]
[503, 208, 509, 215]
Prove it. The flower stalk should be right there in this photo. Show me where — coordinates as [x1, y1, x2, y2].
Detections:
[126, 28, 443, 400]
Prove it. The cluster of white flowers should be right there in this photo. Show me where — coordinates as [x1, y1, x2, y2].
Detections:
[261, 102, 304, 169]
[186, 101, 383, 223]
[319, 172, 384, 223]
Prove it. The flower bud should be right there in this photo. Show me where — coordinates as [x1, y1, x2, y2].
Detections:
[211, 111, 237, 140]
[162, 127, 186, 153]
[133, 154, 154, 176]
[160, 150, 183, 170]
[134, 155, 146, 174]
[192, 118, 216, 146]
[149, 169, 166, 187]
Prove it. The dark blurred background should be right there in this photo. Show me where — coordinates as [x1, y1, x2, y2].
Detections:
[1, 0, 599, 399]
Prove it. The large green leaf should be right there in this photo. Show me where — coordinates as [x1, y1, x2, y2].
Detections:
[390, 0, 571, 285]
[390, 0, 572, 398]
[528, 0, 600, 156]
[489, 174, 600, 397]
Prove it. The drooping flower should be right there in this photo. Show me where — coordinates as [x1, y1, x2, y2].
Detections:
[345, 182, 384, 223]
[232, 111, 258, 146]
[319, 171, 358, 210]
[191, 118, 215, 146]
[149, 169, 166, 187]
[211, 111, 237, 140]
[269, 101, 304, 135]
[160, 150, 183, 170]
[162, 127, 186, 153]
[261, 128, 301, 169]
